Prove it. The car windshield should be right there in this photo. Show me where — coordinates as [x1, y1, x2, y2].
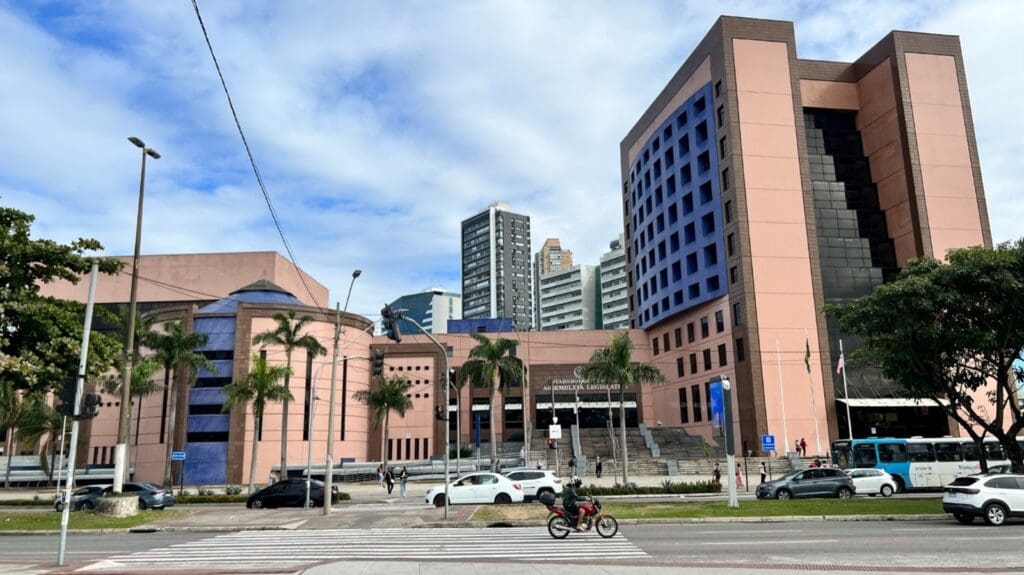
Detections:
[779, 470, 804, 481]
[73, 487, 96, 495]
[140, 483, 162, 491]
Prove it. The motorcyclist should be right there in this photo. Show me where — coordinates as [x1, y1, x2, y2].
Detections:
[562, 476, 587, 532]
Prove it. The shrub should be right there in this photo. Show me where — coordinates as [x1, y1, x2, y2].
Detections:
[197, 488, 215, 496]
[449, 446, 474, 458]
[579, 480, 720, 496]
[225, 486, 244, 495]
[175, 494, 248, 504]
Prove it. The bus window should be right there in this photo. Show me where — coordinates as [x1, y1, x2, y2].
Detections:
[878, 443, 907, 463]
[853, 444, 878, 468]
[907, 443, 934, 462]
[962, 442, 980, 461]
[832, 441, 851, 468]
[935, 442, 962, 462]
[986, 443, 1004, 460]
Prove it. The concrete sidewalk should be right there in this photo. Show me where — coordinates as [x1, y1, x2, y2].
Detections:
[301, 560, 942, 575]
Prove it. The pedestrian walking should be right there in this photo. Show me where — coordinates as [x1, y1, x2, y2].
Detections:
[568, 455, 577, 476]
[595, 456, 603, 478]
[377, 463, 385, 487]
[385, 467, 395, 495]
[760, 461, 767, 484]
[399, 467, 409, 498]
[712, 462, 722, 484]
[800, 438, 807, 457]
[794, 439, 800, 455]
[519, 446, 526, 466]
[735, 464, 744, 489]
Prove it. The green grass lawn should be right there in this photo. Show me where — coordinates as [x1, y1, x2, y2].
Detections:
[0, 509, 187, 531]
[472, 497, 944, 523]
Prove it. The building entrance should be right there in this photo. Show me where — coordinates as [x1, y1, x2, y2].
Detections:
[533, 393, 638, 429]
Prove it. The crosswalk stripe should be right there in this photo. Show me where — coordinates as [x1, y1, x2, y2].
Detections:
[99, 528, 649, 567]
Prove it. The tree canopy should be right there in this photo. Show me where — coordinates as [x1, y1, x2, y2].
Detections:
[0, 207, 122, 395]
[828, 241, 1024, 472]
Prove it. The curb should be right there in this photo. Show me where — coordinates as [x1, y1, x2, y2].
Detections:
[416, 513, 950, 528]
[0, 525, 293, 536]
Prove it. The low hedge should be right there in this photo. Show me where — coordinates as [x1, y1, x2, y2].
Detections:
[175, 492, 351, 504]
[579, 480, 721, 496]
[0, 499, 52, 507]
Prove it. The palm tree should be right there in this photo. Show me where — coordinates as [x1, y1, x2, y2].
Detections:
[353, 375, 413, 470]
[222, 356, 293, 494]
[252, 311, 327, 481]
[457, 333, 523, 472]
[579, 332, 665, 486]
[151, 321, 215, 488]
[15, 394, 63, 481]
[101, 357, 161, 447]
[1, 387, 28, 488]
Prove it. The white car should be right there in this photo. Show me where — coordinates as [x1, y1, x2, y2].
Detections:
[943, 474, 1024, 526]
[424, 472, 525, 507]
[846, 468, 897, 497]
[503, 469, 563, 501]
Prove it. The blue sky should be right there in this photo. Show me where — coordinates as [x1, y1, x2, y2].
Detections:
[1, 1, 1020, 318]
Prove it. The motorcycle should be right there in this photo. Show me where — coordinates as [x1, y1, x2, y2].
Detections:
[539, 491, 618, 539]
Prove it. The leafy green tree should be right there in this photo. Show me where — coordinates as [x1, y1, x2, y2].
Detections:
[222, 356, 293, 494]
[0, 207, 122, 395]
[828, 242, 1024, 473]
[15, 394, 64, 480]
[252, 311, 327, 481]
[457, 334, 523, 472]
[580, 332, 665, 485]
[353, 375, 413, 470]
[150, 321, 215, 487]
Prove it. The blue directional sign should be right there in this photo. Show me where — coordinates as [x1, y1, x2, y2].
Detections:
[761, 434, 776, 453]
[171, 451, 186, 461]
[709, 382, 725, 437]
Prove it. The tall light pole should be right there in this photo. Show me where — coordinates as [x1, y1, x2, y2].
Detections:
[113, 137, 160, 494]
[323, 269, 361, 515]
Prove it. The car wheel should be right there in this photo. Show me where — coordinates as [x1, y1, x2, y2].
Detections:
[433, 494, 446, 508]
[138, 499, 148, 510]
[892, 475, 906, 494]
[55, 502, 65, 512]
[252, 499, 264, 509]
[837, 487, 853, 500]
[80, 501, 95, 511]
[536, 488, 553, 501]
[880, 484, 894, 498]
[953, 512, 974, 525]
[984, 502, 1008, 526]
[776, 489, 792, 501]
[494, 493, 512, 505]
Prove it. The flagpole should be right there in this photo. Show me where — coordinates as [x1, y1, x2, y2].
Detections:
[840, 339, 853, 440]
[776, 338, 789, 455]
[806, 329, 822, 456]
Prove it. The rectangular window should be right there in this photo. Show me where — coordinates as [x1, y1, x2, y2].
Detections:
[733, 302, 743, 326]
[714, 80, 722, 98]
[396, 437, 403, 460]
[701, 317, 709, 338]
[424, 438, 429, 457]
[879, 443, 908, 463]
[718, 136, 727, 160]
[705, 382, 713, 421]
[727, 233, 735, 257]
[716, 105, 725, 127]
[853, 444, 878, 467]
[722, 168, 731, 192]
[652, 337, 659, 356]
[724, 198, 733, 223]
[388, 439, 394, 461]
[674, 328, 683, 348]
[908, 443, 935, 462]
[718, 343, 728, 367]
[690, 353, 698, 373]
[687, 323, 695, 343]
[692, 385, 702, 422]
[663, 333, 671, 352]
[730, 266, 738, 284]
[703, 348, 712, 371]
[679, 388, 689, 424]
[736, 338, 746, 362]
[405, 437, 411, 461]
[676, 357, 685, 378]
[715, 310, 725, 333]
[935, 442, 963, 462]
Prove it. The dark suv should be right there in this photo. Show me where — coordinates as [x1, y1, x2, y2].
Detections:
[756, 468, 856, 500]
[246, 478, 339, 509]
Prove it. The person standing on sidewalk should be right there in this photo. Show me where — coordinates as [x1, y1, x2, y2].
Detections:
[800, 438, 807, 457]
[735, 463, 744, 489]
[399, 467, 409, 498]
[385, 467, 395, 495]
[595, 456, 603, 478]
[377, 463, 385, 488]
[568, 455, 577, 476]
[760, 461, 768, 484]
[713, 462, 721, 484]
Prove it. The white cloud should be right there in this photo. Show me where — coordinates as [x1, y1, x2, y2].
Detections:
[0, 1, 1020, 318]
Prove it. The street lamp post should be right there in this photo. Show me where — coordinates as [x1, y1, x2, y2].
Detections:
[324, 270, 361, 516]
[304, 394, 323, 509]
[113, 137, 160, 494]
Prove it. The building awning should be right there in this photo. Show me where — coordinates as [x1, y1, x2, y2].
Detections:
[836, 397, 950, 407]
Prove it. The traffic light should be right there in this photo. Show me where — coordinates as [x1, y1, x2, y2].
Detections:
[380, 304, 402, 343]
[371, 349, 385, 378]
[79, 393, 102, 420]
[56, 378, 77, 417]
[435, 405, 446, 421]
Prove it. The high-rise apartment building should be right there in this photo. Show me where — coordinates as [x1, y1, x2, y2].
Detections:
[621, 16, 991, 451]
[533, 238, 572, 329]
[537, 264, 599, 331]
[600, 235, 629, 329]
[461, 202, 532, 330]
[389, 288, 462, 335]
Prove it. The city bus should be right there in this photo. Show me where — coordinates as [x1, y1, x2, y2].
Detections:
[831, 437, 1021, 492]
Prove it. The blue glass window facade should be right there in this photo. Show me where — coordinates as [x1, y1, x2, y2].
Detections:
[629, 83, 726, 329]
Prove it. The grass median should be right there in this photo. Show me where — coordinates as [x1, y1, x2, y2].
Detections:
[472, 498, 944, 523]
[0, 509, 187, 531]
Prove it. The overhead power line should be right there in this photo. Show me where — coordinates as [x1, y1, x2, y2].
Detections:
[189, 0, 324, 310]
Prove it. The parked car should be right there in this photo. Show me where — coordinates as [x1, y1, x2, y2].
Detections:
[756, 468, 856, 500]
[246, 478, 340, 509]
[502, 469, 563, 501]
[53, 482, 174, 511]
[424, 472, 525, 507]
[943, 474, 1024, 526]
[846, 468, 897, 497]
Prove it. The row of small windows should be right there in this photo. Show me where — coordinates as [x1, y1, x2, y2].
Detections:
[639, 274, 724, 324]
[651, 310, 726, 356]
[634, 179, 716, 236]
[632, 94, 711, 179]
[673, 344, 729, 380]
[633, 149, 714, 221]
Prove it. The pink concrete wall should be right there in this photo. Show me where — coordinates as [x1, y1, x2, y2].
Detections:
[380, 355, 438, 461]
[856, 59, 919, 266]
[38, 252, 329, 306]
[904, 53, 985, 259]
[799, 80, 858, 110]
[733, 38, 830, 455]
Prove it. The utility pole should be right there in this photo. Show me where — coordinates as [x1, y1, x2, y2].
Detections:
[324, 270, 360, 516]
[58, 261, 98, 566]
